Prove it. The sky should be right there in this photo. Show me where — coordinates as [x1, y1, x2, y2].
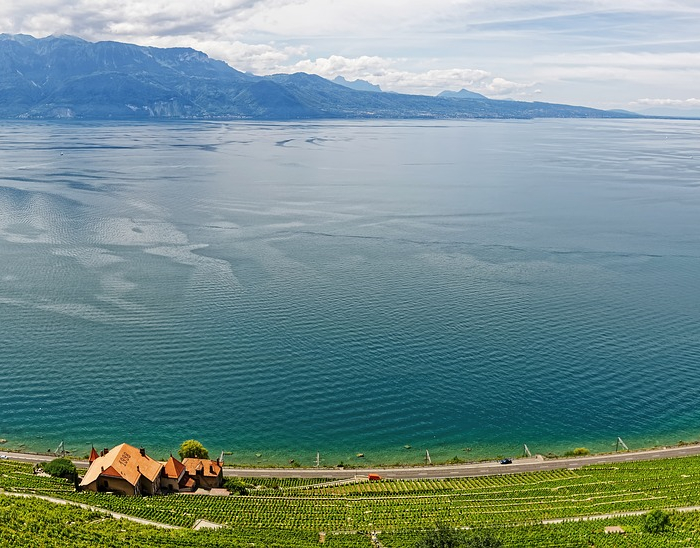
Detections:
[1, 0, 699, 111]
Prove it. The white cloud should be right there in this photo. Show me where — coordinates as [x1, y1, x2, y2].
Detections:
[481, 77, 535, 97]
[144, 37, 308, 75]
[1, 0, 700, 108]
[276, 54, 535, 97]
[532, 51, 700, 95]
[631, 98, 700, 107]
[539, 52, 700, 70]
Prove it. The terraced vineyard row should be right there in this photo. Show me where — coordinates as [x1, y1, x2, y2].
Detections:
[0, 494, 365, 547]
[4, 491, 700, 547]
[2, 454, 700, 544]
[385, 513, 700, 548]
[0, 460, 75, 494]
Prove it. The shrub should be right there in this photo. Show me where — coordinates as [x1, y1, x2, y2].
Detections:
[223, 478, 249, 496]
[43, 458, 76, 479]
[464, 533, 502, 548]
[564, 447, 590, 456]
[645, 509, 670, 533]
[415, 523, 466, 548]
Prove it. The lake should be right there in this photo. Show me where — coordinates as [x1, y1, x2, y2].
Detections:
[1, 118, 699, 465]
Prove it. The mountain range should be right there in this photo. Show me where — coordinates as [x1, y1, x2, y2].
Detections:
[0, 34, 640, 120]
[438, 89, 488, 100]
[332, 76, 383, 93]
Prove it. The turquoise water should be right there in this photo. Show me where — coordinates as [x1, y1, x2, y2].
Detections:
[1, 119, 699, 466]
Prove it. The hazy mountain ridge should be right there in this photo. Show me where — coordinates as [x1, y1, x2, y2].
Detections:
[0, 34, 640, 120]
[333, 76, 382, 93]
[438, 89, 488, 100]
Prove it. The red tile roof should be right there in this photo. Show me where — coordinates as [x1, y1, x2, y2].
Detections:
[162, 455, 186, 479]
[100, 465, 122, 479]
[182, 458, 222, 478]
[80, 443, 162, 488]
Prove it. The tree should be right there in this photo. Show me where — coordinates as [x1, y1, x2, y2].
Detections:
[178, 439, 209, 460]
[415, 523, 465, 548]
[43, 457, 77, 479]
[644, 509, 670, 533]
[464, 533, 502, 548]
[415, 524, 503, 548]
[223, 477, 249, 495]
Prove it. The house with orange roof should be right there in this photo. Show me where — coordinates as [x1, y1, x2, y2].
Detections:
[182, 457, 224, 489]
[79, 443, 163, 495]
[160, 454, 196, 493]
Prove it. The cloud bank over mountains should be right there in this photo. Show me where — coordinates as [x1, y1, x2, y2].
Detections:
[1, 1, 699, 110]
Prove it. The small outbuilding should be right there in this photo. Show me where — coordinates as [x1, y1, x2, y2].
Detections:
[604, 526, 625, 534]
[182, 457, 224, 489]
[161, 454, 195, 493]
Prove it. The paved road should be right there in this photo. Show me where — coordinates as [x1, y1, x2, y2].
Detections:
[4, 443, 700, 479]
[0, 451, 91, 468]
[224, 444, 700, 479]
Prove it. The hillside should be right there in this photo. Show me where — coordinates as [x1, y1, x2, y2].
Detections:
[0, 34, 640, 120]
[1, 456, 700, 546]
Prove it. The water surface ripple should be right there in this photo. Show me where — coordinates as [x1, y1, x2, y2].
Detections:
[0, 119, 699, 465]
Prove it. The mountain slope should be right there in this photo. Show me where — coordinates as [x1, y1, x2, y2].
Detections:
[0, 34, 639, 120]
[438, 89, 488, 100]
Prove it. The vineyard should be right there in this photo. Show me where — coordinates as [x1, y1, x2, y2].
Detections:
[2, 455, 700, 546]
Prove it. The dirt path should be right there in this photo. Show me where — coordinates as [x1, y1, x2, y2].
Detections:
[541, 505, 700, 524]
[0, 489, 182, 530]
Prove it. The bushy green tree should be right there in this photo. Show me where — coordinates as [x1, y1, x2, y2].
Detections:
[415, 524, 502, 548]
[415, 523, 465, 548]
[645, 509, 670, 533]
[43, 457, 76, 479]
[223, 477, 249, 495]
[464, 533, 502, 548]
[178, 439, 209, 460]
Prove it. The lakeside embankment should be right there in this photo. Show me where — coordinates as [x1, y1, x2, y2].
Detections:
[4, 442, 700, 479]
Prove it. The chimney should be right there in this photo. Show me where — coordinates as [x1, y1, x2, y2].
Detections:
[139, 447, 146, 457]
[103, 448, 109, 455]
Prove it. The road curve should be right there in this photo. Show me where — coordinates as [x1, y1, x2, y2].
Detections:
[3, 443, 700, 480]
